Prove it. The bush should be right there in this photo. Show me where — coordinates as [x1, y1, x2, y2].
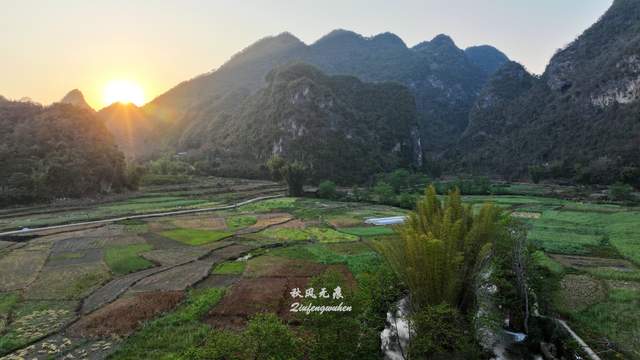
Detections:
[373, 181, 395, 203]
[409, 304, 478, 358]
[318, 180, 337, 199]
[608, 182, 635, 202]
[244, 313, 299, 359]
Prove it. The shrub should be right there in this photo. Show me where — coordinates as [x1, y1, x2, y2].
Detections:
[608, 182, 634, 202]
[409, 304, 478, 358]
[318, 180, 337, 199]
[373, 181, 395, 203]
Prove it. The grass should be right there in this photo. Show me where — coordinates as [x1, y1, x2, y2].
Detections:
[212, 261, 246, 275]
[0, 300, 76, 356]
[161, 229, 232, 246]
[532, 251, 564, 274]
[585, 267, 640, 282]
[259, 227, 359, 243]
[110, 288, 225, 359]
[226, 215, 257, 231]
[105, 244, 154, 275]
[0, 292, 19, 316]
[337, 226, 396, 237]
[237, 197, 297, 213]
[571, 288, 640, 358]
[269, 242, 383, 278]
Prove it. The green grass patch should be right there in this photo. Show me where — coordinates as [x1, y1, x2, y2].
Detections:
[532, 251, 564, 274]
[571, 288, 640, 357]
[269, 243, 383, 278]
[212, 261, 246, 275]
[585, 267, 640, 282]
[260, 227, 358, 243]
[105, 244, 154, 275]
[226, 215, 257, 231]
[161, 229, 232, 246]
[337, 226, 395, 237]
[110, 288, 225, 359]
[0, 293, 19, 316]
[237, 197, 297, 213]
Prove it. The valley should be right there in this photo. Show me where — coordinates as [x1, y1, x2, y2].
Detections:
[0, 178, 638, 359]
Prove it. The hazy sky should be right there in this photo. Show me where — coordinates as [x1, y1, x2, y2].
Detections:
[1, 0, 612, 109]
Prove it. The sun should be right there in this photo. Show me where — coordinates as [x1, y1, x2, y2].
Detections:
[102, 79, 145, 106]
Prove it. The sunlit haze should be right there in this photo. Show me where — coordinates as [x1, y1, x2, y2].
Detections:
[102, 80, 145, 107]
[0, 0, 612, 109]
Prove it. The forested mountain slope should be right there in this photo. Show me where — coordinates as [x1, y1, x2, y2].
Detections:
[454, 0, 640, 184]
[0, 100, 127, 204]
[189, 63, 422, 182]
[113, 30, 507, 162]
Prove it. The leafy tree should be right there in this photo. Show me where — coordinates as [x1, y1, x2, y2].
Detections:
[282, 161, 307, 196]
[267, 154, 287, 181]
[528, 165, 545, 184]
[373, 181, 395, 203]
[387, 169, 411, 193]
[318, 180, 337, 199]
[376, 185, 501, 311]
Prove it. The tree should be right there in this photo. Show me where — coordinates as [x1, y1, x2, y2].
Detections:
[318, 180, 337, 199]
[267, 154, 287, 181]
[376, 185, 502, 311]
[373, 181, 395, 203]
[282, 161, 307, 196]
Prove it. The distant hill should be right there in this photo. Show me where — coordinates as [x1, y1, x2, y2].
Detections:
[184, 63, 422, 183]
[453, 0, 640, 185]
[59, 89, 94, 112]
[127, 30, 508, 163]
[464, 45, 510, 75]
[0, 100, 126, 204]
[98, 102, 166, 160]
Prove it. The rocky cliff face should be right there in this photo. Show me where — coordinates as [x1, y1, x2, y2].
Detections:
[453, 0, 640, 181]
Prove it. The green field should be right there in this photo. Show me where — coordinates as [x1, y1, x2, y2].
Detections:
[161, 229, 233, 246]
[105, 244, 155, 275]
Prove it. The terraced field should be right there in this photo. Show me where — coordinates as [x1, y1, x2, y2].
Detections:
[464, 193, 640, 358]
[0, 183, 405, 359]
[0, 180, 638, 359]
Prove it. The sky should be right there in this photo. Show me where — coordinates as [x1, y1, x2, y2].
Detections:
[0, 0, 613, 109]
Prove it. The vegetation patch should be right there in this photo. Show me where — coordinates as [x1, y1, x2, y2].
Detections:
[68, 291, 185, 338]
[25, 264, 110, 300]
[0, 300, 77, 356]
[109, 288, 225, 359]
[259, 227, 358, 243]
[0, 250, 49, 292]
[226, 215, 258, 231]
[172, 216, 227, 231]
[212, 261, 246, 275]
[337, 226, 395, 237]
[571, 288, 640, 358]
[161, 228, 232, 246]
[105, 244, 154, 275]
[555, 274, 606, 313]
[237, 197, 297, 213]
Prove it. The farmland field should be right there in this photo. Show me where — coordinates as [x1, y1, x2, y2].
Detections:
[0, 179, 638, 359]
